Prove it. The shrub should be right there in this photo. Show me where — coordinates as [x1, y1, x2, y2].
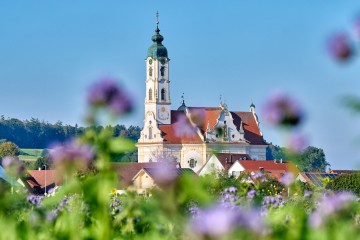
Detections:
[326, 173, 360, 195]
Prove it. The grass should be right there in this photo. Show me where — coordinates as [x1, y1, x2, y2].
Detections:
[19, 149, 43, 162]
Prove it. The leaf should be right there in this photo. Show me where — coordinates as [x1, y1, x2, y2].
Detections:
[108, 138, 136, 153]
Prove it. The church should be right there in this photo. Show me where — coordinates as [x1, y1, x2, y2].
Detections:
[137, 16, 267, 173]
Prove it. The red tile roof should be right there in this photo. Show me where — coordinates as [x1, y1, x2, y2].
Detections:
[25, 170, 60, 188]
[238, 160, 300, 181]
[155, 107, 265, 145]
[215, 153, 252, 169]
[158, 111, 203, 144]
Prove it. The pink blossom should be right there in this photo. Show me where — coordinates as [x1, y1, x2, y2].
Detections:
[327, 33, 353, 61]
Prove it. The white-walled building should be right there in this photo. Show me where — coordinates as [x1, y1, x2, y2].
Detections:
[137, 16, 267, 171]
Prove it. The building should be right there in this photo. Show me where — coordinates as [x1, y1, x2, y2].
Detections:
[198, 153, 299, 180]
[137, 15, 267, 172]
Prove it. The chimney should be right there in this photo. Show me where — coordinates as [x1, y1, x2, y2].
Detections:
[280, 158, 283, 164]
[230, 154, 233, 163]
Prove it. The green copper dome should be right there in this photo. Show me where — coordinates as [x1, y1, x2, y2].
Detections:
[147, 25, 168, 59]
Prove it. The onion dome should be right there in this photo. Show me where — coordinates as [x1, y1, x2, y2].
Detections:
[147, 12, 168, 59]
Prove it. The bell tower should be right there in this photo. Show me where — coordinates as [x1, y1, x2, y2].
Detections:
[144, 12, 171, 125]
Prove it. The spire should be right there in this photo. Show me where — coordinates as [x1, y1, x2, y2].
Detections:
[177, 92, 187, 111]
[156, 11, 159, 32]
[147, 11, 168, 59]
[219, 94, 223, 108]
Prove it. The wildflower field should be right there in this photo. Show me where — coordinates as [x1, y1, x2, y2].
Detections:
[0, 78, 359, 240]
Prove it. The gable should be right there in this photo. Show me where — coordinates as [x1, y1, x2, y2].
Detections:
[198, 155, 225, 176]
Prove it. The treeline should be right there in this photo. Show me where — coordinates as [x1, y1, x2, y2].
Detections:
[0, 116, 141, 149]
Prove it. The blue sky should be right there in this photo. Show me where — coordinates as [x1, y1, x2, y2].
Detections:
[1, 1, 360, 169]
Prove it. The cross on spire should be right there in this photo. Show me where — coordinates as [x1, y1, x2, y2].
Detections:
[156, 11, 159, 25]
[181, 92, 185, 105]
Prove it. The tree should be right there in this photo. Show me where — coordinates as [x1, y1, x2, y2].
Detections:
[0, 141, 20, 158]
[299, 146, 329, 172]
[33, 149, 51, 170]
[266, 143, 287, 160]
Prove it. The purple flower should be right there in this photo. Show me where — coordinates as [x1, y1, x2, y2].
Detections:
[173, 114, 198, 138]
[27, 194, 44, 207]
[262, 195, 285, 209]
[189, 108, 205, 128]
[309, 192, 356, 227]
[247, 189, 257, 199]
[87, 77, 133, 115]
[280, 172, 295, 187]
[146, 163, 179, 187]
[262, 91, 303, 127]
[2, 156, 25, 177]
[304, 190, 312, 198]
[327, 33, 353, 62]
[252, 172, 267, 182]
[288, 133, 308, 153]
[354, 14, 360, 38]
[190, 204, 266, 237]
[49, 139, 94, 172]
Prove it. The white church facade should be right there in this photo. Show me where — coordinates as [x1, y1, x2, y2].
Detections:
[137, 16, 267, 173]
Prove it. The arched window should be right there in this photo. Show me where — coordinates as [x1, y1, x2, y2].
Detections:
[149, 127, 153, 139]
[149, 88, 152, 101]
[160, 66, 165, 76]
[161, 88, 165, 101]
[149, 67, 153, 76]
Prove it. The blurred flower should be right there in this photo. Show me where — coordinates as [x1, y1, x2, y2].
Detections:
[262, 195, 284, 209]
[49, 139, 94, 172]
[354, 14, 360, 38]
[247, 189, 257, 199]
[262, 91, 303, 127]
[2, 156, 25, 178]
[190, 204, 266, 237]
[288, 133, 307, 153]
[173, 114, 198, 138]
[189, 108, 205, 128]
[146, 163, 179, 187]
[27, 194, 44, 207]
[280, 172, 295, 187]
[304, 190, 312, 198]
[87, 77, 133, 115]
[253, 172, 267, 182]
[309, 192, 356, 227]
[327, 33, 353, 62]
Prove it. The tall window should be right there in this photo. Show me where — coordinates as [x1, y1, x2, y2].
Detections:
[160, 66, 165, 76]
[149, 127, 153, 139]
[149, 67, 153, 76]
[161, 88, 165, 101]
[189, 159, 196, 168]
[149, 88, 152, 101]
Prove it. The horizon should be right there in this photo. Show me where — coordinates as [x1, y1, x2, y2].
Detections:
[1, 1, 360, 169]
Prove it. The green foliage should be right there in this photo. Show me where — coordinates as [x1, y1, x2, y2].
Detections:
[34, 152, 51, 170]
[259, 177, 285, 196]
[0, 117, 141, 149]
[326, 173, 360, 195]
[299, 146, 329, 172]
[0, 141, 20, 158]
[266, 143, 288, 160]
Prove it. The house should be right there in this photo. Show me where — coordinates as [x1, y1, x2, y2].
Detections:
[111, 162, 178, 188]
[137, 15, 268, 172]
[198, 153, 251, 176]
[131, 167, 196, 193]
[198, 153, 300, 180]
[22, 170, 60, 195]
